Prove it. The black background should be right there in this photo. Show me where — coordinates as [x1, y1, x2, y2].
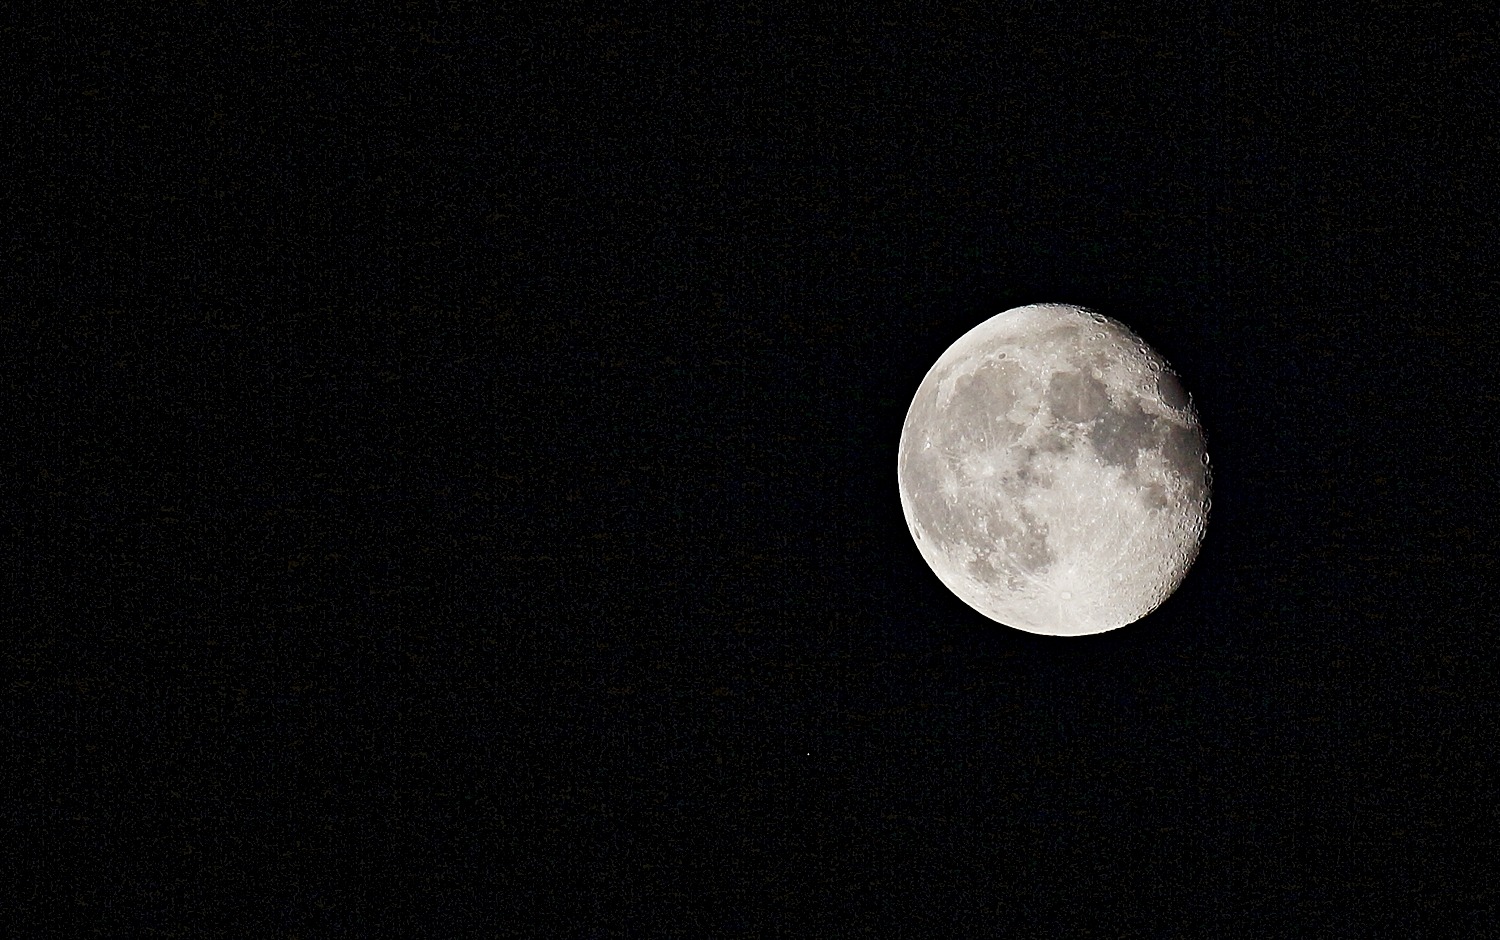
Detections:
[5, 3, 1498, 936]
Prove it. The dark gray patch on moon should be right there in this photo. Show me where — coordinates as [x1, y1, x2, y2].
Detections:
[1161, 423, 1203, 479]
[967, 555, 996, 580]
[1046, 370, 1111, 424]
[946, 360, 1026, 448]
[1089, 401, 1157, 469]
[1013, 447, 1056, 488]
[1032, 427, 1071, 454]
[1162, 423, 1210, 501]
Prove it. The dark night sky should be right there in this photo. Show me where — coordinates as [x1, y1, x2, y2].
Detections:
[5, 3, 1498, 936]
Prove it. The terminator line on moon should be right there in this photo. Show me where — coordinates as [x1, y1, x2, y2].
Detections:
[897, 303, 1210, 636]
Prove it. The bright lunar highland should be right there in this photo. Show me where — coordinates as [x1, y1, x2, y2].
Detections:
[897, 303, 1210, 636]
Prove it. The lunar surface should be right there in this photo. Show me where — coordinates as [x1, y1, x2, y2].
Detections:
[897, 303, 1210, 636]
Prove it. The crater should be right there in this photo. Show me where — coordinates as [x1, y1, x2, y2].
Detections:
[1157, 370, 1190, 411]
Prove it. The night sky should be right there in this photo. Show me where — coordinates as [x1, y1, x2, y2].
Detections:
[6, 3, 1498, 935]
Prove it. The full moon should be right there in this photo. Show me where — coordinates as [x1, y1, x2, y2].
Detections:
[897, 303, 1210, 636]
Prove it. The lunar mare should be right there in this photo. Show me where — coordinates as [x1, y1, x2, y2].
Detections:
[897, 303, 1209, 636]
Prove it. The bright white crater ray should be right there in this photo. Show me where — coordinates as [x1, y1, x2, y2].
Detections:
[897, 303, 1210, 636]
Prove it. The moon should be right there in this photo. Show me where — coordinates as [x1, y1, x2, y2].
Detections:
[897, 303, 1210, 636]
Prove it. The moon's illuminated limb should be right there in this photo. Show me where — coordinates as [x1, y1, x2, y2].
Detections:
[897, 303, 1209, 636]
